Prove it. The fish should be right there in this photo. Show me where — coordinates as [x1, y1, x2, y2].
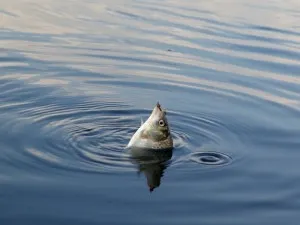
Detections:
[127, 102, 173, 150]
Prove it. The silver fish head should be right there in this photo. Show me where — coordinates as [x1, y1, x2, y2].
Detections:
[127, 102, 173, 150]
[146, 102, 171, 138]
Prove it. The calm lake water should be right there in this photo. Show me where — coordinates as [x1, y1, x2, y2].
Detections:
[1, 0, 300, 224]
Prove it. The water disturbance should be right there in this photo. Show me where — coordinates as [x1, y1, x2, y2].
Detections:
[1, 0, 300, 224]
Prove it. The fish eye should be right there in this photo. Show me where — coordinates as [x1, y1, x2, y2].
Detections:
[158, 119, 165, 127]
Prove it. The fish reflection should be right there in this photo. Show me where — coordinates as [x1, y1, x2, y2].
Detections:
[129, 148, 172, 192]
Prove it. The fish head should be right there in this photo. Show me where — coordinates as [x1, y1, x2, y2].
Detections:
[142, 102, 172, 145]
[127, 102, 173, 149]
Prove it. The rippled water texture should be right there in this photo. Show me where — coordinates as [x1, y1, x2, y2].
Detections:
[1, 0, 300, 224]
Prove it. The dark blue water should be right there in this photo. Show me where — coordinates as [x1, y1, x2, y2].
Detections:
[1, 0, 300, 224]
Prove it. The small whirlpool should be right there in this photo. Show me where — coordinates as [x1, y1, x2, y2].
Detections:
[189, 152, 232, 166]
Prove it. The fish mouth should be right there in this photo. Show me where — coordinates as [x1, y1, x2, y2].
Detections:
[149, 102, 163, 118]
[156, 102, 162, 111]
[152, 101, 166, 116]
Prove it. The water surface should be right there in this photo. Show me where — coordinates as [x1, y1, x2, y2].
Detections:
[1, 0, 300, 224]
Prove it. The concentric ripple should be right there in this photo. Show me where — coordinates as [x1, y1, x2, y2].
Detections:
[189, 152, 232, 166]
[0, 90, 243, 176]
[166, 110, 244, 170]
[17, 101, 245, 175]
[21, 102, 141, 174]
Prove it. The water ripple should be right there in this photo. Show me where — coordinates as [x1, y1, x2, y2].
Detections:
[0, 90, 246, 175]
[1, 0, 300, 180]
